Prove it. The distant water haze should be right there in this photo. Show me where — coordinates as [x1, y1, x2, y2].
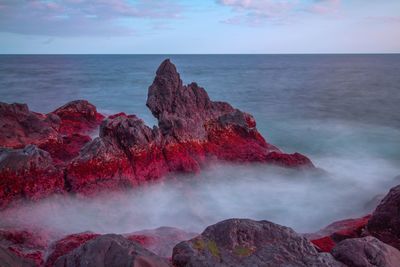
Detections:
[0, 54, 399, 235]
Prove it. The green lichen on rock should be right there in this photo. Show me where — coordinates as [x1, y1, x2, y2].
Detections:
[234, 246, 253, 257]
[207, 240, 220, 258]
[193, 238, 205, 251]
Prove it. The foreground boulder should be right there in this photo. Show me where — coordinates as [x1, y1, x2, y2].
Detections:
[0, 145, 64, 209]
[54, 234, 171, 267]
[172, 218, 342, 267]
[367, 184, 400, 250]
[332, 236, 400, 267]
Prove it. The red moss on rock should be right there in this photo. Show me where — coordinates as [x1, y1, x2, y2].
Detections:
[51, 100, 104, 135]
[38, 134, 92, 164]
[308, 215, 371, 252]
[45, 232, 99, 267]
[0, 145, 64, 209]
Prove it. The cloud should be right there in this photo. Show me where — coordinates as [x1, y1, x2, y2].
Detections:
[0, 0, 183, 36]
[365, 16, 400, 24]
[217, 0, 341, 26]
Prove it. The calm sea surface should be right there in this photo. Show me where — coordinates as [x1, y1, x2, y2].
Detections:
[1, 54, 400, 233]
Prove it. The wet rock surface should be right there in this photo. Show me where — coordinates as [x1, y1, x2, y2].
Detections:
[172, 218, 343, 267]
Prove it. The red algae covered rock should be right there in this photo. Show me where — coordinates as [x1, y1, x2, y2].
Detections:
[38, 134, 92, 164]
[0, 145, 64, 209]
[0, 102, 60, 148]
[51, 100, 104, 135]
[308, 215, 371, 252]
[45, 232, 99, 267]
[126, 227, 197, 258]
[172, 218, 343, 267]
[367, 184, 400, 250]
[65, 137, 134, 195]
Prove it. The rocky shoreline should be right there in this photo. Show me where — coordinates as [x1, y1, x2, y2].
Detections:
[1, 60, 399, 266]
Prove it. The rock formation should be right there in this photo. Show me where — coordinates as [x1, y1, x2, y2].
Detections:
[172, 218, 343, 267]
[0, 59, 315, 204]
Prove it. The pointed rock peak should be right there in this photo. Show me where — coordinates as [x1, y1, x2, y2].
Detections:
[156, 59, 179, 78]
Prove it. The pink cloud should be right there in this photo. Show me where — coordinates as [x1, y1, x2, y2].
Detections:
[0, 0, 183, 36]
[217, 0, 342, 26]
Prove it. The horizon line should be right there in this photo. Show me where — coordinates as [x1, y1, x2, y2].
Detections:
[1, 53, 400, 56]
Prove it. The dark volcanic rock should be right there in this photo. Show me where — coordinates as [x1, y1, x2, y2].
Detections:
[308, 215, 371, 252]
[147, 59, 313, 167]
[147, 59, 235, 141]
[52, 100, 104, 135]
[332, 236, 400, 267]
[0, 102, 60, 148]
[0, 245, 36, 267]
[172, 218, 343, 267]
[367, 184, 400, 250]
[0, 145, 64, 209]
[54, 234, 171, 267]
[126, 227, 197, 258]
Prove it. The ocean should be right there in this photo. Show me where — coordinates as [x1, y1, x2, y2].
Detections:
[1, 54, 400, 234]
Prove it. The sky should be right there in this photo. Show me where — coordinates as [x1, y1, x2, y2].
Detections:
[0, 0, 399, 54]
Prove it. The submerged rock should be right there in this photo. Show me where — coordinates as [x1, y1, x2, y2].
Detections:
[54, 234, 171, 267]
[332, 236, 400, 267]
[172, 218, 342, 267]
[367, 184, 400, 250]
